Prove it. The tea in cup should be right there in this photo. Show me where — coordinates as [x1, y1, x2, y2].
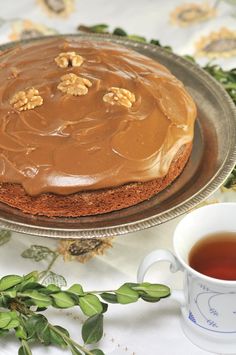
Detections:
[137, 203, 236, 354]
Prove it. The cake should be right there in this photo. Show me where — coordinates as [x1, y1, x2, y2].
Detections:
[0, 37, 197, 217]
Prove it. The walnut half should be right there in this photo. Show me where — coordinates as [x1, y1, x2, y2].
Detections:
[57, 73, 92, 96]
[55, 51, 84, 68]
[10, 88, 43, 111]
[103, 87, 135, 108]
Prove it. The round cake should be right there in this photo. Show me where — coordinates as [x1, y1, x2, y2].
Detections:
[0, 37, 197, 217]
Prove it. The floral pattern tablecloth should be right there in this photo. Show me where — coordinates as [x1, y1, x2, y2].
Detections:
[0, 1, 236, 354]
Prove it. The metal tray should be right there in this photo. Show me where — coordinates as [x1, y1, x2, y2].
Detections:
[0, 34, 236, 239]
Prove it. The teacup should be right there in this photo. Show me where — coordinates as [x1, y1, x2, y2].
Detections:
[137, 203, 236, 354]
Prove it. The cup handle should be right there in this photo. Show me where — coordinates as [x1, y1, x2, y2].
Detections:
[137, 249, 185, 306]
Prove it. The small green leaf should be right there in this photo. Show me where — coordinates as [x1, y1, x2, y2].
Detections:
[23, 271, 39, 282]
[0, 311, 14, 328]
[0, 230, 11, 246]
[4, 318, 20, 330]
[18, 340, 32, 355]
[0, 328, 9, 336]
[0, 275, 22, 291]
[141, 294, 160, 303]
[79, 294, 103, 317]
[135, 283, 170, 298]
[42, 271, 67, 287]
[115, 284, 139, 304]
[15, 325, 27, 340]
[150, 39, 161, 46]
[100, 292, 118, 304]
[82, 314, 103, 344]
[101, 302, 108, 313]
[3, 289, 17, 298]
[113, 27, 127, 36]
[21, 290, 52, 308]
[35, 315, 50, 344]
[70, 344, 83, 355]
[21, 282, 42, 292]
[0, 295, 7, 307]
[24, 315, 41, 339]
[48, 327, 67, 348]
[21, 245, 55, 262]
[127, 34, 146, 42]
[53, 325, 70, 338]
[68, 284, 84, 296]
[125, 282, 139, 288]
[91, 350, 105, 355]
[18, 271, 40, 291]
[51, 292, 75, 308]
[89, 24, 109, 33]
[39, 284, 60, 294]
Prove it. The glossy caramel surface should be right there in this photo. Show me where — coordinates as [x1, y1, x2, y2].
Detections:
[0, 38, 196, 195]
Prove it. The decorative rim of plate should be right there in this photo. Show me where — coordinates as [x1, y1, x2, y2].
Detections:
[0, 33, 236, 238]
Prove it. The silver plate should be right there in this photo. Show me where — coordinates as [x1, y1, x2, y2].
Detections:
[0, 34, 236, 239]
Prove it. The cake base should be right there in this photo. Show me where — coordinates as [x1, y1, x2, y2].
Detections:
[0, 143, 192, 217]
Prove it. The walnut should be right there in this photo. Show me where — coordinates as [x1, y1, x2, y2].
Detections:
[10, 88, 43, 111]
[103, 87, 135, 108]
[55, 51, 84, 68]
[57, 73, 92, 96]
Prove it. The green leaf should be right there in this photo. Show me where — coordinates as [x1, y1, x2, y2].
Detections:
[0, 311, 15, 328]
[21, 282, 42, 292]
[39, 284, 60, 294]
[0, 311, 20, 330]
[101, 302, 108, 313]
[100, 292, 118, 304]
[51, 292, 75, 308]
[91, 350, 105, 355]
[70, 344, 82, 355]
[68, 284, 84, 296]
[115, 284, 139, 304]
[0, 230, 11, 246]
[3, 289, 17, 297]
[82, 314, 103, 345]
[150, 39, 161, 46]
[0, 275, 22, 291]
[15, 325, 27, 340]
[141, 294, 160, 303]
[134, 283, 170, 298]
[42, 271, 67, 287]
[18, 340, 32, 355]
[127, 34, 146, 42]
[18, 272, 40, 291]
[124, 282, 139, 288]
[0, 295, 7, 308]
[21, 290, 52, 308]
[24, 315, 41, 339]
[4, 318, 20, 329]
[21, 245, 55, 262]
[48, 327, 67, 348]
[89, 24, 109, 33]
[53, 325, 70, 338]
[23, 271, 39, 282]
[35, 315, 50, 344]
[113, 27, 127, 36]
[0, 328, 9, 336]
[79, 294, 103, 317]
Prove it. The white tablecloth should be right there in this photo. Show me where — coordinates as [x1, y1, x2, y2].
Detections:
[0, 1, 236, 354]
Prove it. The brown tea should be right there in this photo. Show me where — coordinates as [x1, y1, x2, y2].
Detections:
[189, 232, 236, 281]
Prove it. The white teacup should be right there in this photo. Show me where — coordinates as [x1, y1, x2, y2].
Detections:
[137, 203, 236, 354]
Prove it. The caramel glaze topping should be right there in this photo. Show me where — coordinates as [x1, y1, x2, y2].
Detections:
[0, 38, 197, 196]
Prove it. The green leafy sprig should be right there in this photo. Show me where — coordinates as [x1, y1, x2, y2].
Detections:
[0, 272, 170, 354]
